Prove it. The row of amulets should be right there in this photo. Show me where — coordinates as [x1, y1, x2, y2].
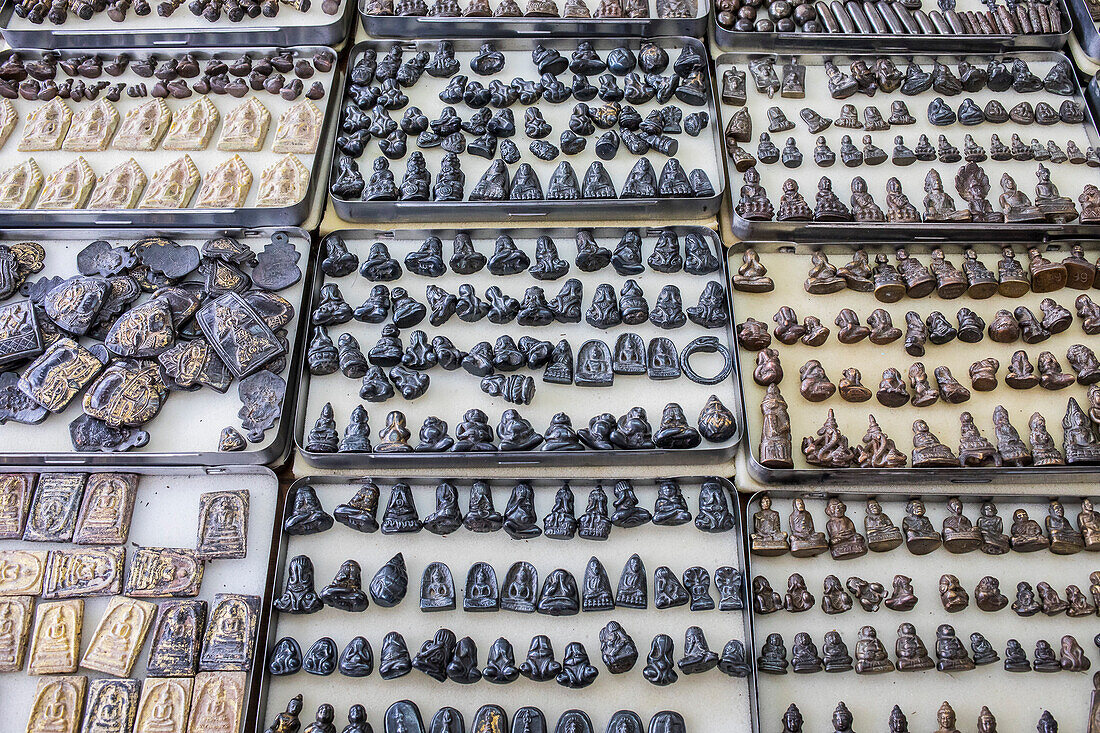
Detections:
[305, 397, 737, 454]
[733, 245, 1100, 299]
[762, 377, 1100, 467]
[273, 554, 742, 614]
[264, 701, 690, 733]
[268, 702, 690, 733]
[776, 352, 1100, 402]
[365, 0, 696, 17]
[755, 570, 1100, 616]
[269, 626, 745, 686]
[734, 165, 1094, 225]
[282, 480, 737, 538]
[738, 301, 1099, 353]
[759, 627, 1091, 675]
[776, 702, 1056, 733]
[751, 495, 1100, 557]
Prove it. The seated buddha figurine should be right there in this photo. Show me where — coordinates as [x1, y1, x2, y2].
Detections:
[922, 168, 969, 221]
[1033, 164, 1078, 223]
[1010, 508, 1049, 551]
[750, 494, 789, 556]
[941, 497, 982, 553]
[788, 497, 827, 557]
[776, 178, 812, 222]
[999, 172, 1044, 223]
[902, 499, 942, 554]
[854, 625, 893, 674]
[864, 499, 902, 552]
[735, 167, 774, 221]
[850, 176, 885, 221]
[824, 497, 867, 560]
[976, 501, 1010, 555]
[885, 176, 920, 222]
[1046, 499, 1084, 554]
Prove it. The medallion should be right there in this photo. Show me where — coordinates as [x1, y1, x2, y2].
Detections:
[195, 291, 284, 378]
[0, 240, 45, 298]
[217, 98, 270, 152]
[0, 595, 34, 672]
[113, 99, 172, 151]
[0, 371, 48, 424]
[273, 100, 322, 154]
[156, 339, 231, 392]
[0, 300, 44, 369]
[196, 490, 249, 559]
[81, 595, 156, 676]
[194, 155, 252, 208]
[63, 99, 120, 152]
[0, 98, 17, 150]
[105, 299, 176, 358]
[163, 97, 220, 151]
[80, 678, 140, 733]
[135, 237, 200, 279]
[134, 677, 192, 733]
[237, 369, 285, 441]
[0, 472, 36, 538]
[27, 599, 83, 674]
[73, 473, 137, 544]
[82, 360, 168, 428]
[18, 98, 73, 152]
[69, 414, 150, 453]
[43, 547, 124, 599]
[256, 154, 308, 207]
[124, 546, 204, 597]
[138, 155, 200, 209]
[0, 159, 43, 208]
[249, 234, 301, 292]
[26, 675, 87, 733]
[44, 276, 110, 335]
[0, 549, 48, 594]
[198, 593, 259, 671]
[22, 473, 87, 541]
[146, 600, 206, 677]
[201, 236, 253, 266]
[76, 240, 136, 278]
[19, 338, 108, 412]
[186, 672, 246, 733]
[199, 259, 250, 295]
[87, 159, 147, 210]
[37, 157, 95, 209]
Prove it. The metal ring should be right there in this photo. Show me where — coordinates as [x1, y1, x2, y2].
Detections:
[680, 336, 733, 385]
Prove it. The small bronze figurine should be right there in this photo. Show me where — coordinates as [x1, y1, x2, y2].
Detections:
[864, 499, 902, 551]
[804, 251, 846, 294]
[799, 360, 836, 402]
[1010, 508, 1050, 551]
[788, 497, 828, 557]
[959, 411, 999, 467]
[759, 384, 793, 469]
[903, 499, 942, 554]
[825, 497, 867, 560]
[838, 368, 871, 403]
[854, 416, 907, 468]
[801, 410, 854, 468]
[885, 575, 917, 611]
[939, 573, 969, 611]
[750, 494, 789, 556]
[895, 623, 933, 671]
[911, 419, 960, 467]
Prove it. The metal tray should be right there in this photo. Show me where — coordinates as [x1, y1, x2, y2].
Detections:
[728, 240, 1100, 486]
[329, 38, 724, 224]
[255, 474, 754, 733]
[714, 0, 1072, 52]
[358, 2, 708, 38]
[1068, 0, 1100, 65]
[0, 46, 338, 230]
[717, 51, 1100, 243]
[0, 0, 354, 50]
[296, 226, 742, 469]
[1, 465, 280, 733]
[0, 227, 312, 468]
[743, 489, 1100, 731]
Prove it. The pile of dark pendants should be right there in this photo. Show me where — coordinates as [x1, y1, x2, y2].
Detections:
[715, 0, 1062, 35]
[264, 699, 689, 733]
[0, 233, 302, 452]
[310, 230, 731, 404]
[725, 56, 1100, 225]
[13, 0, 339, 25]
[280, 478, 738, 539]
[331, 40, 716, 203]
[734, 245, 1100, 468]
[749, 495, 1100, 557]
[772, 701, 1060, 733]
[0, 49, 331, 102]
[363, 0, 696, 18]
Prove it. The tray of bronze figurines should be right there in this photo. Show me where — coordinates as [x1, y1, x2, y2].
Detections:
[729, 241, 1100, 484]
[713, 0, 1071, 52]
[358, 0, 707, 40]
[0, 46, 338, 229]
[329, 38, 723, 224]
[296, 227, 741, 468]
[256, 475, 751, 733]
[0, 227, 310, 465]
[0, 0, 354, 51]
[717, 51, 1100, 242]
[745, 491, 1100, 733]
[0, 466, 275, 733]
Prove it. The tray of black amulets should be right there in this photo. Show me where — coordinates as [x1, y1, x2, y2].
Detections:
[256, 474, 752, 733]
[717, 51, 1100, 242]
[296, 227, 742, 468]
[0, 228, 310, 466]
[328, 38, 724, 224]
[728, 240, 1100, 484]
[745, 490, 1100, 732]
